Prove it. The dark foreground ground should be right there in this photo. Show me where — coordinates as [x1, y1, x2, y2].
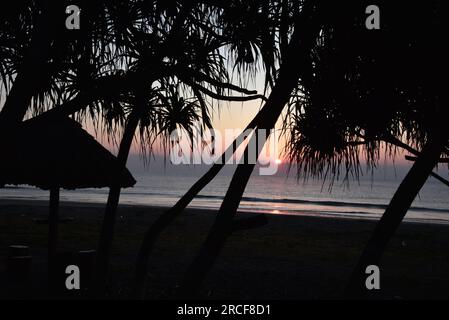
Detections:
[1, 199, 449, 300]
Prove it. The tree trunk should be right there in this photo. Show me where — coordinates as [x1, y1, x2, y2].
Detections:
[132, 76, 286, 297]
[92, 107, 141, 295]
[177, 2, 324, 297]
[132, 2, 324, 298]
[94, 5, 195, 296]
[346, 132, 448, 298]
[177, 163, 257, 297]
[48, 187, 59, 291]
[132, 103, 267, 298]
[0, 2, 57, 129]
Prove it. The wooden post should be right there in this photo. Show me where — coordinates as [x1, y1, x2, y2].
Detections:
[48, 187, 60, 291]
[7, 245, 32, 298]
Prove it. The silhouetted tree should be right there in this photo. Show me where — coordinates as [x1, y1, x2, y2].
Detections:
[0, 1, 268, 295]
[280, 1, 449, 297]
[177, 0, 325, 297]
[132, 0, 305, 297]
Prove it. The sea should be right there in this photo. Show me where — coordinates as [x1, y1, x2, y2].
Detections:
[2, 159, 449, 225]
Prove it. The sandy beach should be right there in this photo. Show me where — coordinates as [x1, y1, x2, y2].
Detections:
[1, 199, 449, 299]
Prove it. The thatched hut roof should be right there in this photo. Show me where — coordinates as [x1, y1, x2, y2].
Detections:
[0, 115, 136, 190]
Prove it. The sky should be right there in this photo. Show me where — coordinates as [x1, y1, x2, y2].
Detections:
[79, 87, 414, 179]
[1, 55, 412, 177]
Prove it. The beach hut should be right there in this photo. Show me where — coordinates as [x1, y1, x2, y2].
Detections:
[0, 114, 136, 281]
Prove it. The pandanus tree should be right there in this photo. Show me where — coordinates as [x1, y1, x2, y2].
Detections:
[0, 0, 68, 129]
[0, 0, 268, 294]
[132, 0, 307, 297]
[280, 1, 449, 297]
[132, 0, 337, 298]
[4, 0, 446, 299]
[176, 0, 327, 297]
[137, 0, 449, 298]
[0, 1, 147, 293]
[90, 1, 277, 294]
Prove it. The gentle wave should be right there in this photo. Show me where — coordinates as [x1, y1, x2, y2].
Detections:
[194, 194, 449, 214]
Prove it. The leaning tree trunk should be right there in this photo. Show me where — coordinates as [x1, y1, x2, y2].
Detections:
[346, 131, 448, 298]
[132, 102, 270, 298]
[0, 4, 54, 130]
[97, 5, 196, 296]
[132, 15, 296, 294]
[177, 2, 324, 297]
[92, 107, 141, 295]
[177, 160, 258, 297]
[48, 187, 60, 291]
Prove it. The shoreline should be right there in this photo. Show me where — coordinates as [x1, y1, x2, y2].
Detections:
[1, 198, 448, 226]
